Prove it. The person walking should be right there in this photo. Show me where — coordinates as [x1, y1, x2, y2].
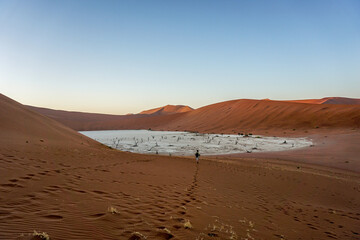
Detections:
[195, 150, 200, 164]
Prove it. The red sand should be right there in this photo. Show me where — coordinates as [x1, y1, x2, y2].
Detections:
[1, 94, 360, 240]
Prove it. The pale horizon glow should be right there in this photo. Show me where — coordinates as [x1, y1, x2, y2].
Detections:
[1, 0, 359, 115]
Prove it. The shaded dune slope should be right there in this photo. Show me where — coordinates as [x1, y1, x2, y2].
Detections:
[1, 94, 99, 147]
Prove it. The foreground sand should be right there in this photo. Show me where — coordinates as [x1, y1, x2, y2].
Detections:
[0, 139, 359, 240]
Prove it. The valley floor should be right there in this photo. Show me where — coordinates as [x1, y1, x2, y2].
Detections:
[0, 132, 359, 240]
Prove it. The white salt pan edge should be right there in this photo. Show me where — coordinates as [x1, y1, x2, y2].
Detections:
[80, 130, 313, 156]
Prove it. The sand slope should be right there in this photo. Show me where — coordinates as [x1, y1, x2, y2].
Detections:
[1, 94, 360, 240]
[0, 94, 100, 147]
[27, 99, 360, 133]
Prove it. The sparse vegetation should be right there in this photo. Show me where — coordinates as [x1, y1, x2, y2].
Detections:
[112, 137, 121, 148]
[184, 219, 193, 229]
[107, 206, 119, 214]
[32, 230, 50, 240]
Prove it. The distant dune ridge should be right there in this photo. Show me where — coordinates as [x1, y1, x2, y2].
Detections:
[284, 97, 360, 105]
[139, 105, 193, 115]
[26, 97, 360, 133]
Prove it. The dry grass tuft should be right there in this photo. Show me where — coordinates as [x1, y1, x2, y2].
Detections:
[162, 228, 171, 234]
[107, 206, 119, 214]
[32, 230, 50, 240]
[184, 219, 193, 229]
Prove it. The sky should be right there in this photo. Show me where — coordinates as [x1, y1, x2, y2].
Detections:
[0, 0, 359, 114]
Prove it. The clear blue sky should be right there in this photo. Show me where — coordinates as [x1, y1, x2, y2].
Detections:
[1, 0, 359, 114]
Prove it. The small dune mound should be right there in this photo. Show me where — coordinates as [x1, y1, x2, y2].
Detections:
[156, 231, 174, 240]
[128, 232, 147, 240]
[156, 227, 174, 239]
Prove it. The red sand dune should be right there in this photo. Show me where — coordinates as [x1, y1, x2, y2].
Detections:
[164, 99, 360, 134]
[27, 105, 184, 131]
[28, 99, 360, 134]
[1, 93, 360, 240]
[285, 97, 360, 105]
[1, 94, 99, 147]
[139, 105, 193, 115]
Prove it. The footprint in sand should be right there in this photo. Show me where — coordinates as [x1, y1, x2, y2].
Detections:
[324, 231, 337, 239]
[42, 214, 63, 221]
[85, 213, 106, 220]
[0, 210, 11, 219]
[0, 183, 24, 188]
[306, 223, 318, 230]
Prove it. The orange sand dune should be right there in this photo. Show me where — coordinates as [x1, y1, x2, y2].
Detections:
[164, 99, 360, 134]
[1, 93, 360, 240]
[28, 99, 360, 133]
[285, 97, 360, 105]
[26, 105, 182, 131]
[1, 95, 99, 147]
[139, 105, 193, 115]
